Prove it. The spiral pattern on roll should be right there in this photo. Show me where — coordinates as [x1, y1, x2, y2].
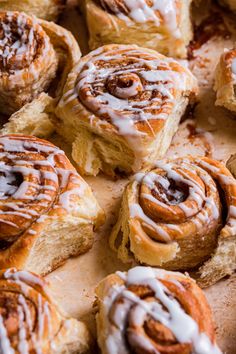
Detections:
[96, 267, 221, 354]
[64, 44, 194, 136]
[0, 11, 58, 115]
[110, 156, 236, 269]
[0, 268, 62, 353]
[0, 134, 85, 249]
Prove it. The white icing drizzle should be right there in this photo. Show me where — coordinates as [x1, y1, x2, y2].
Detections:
[0, 316, 14, 354]
[0, 269, 57, 354]
[18, 295, 42, 354]
[17, 305, 29, 354]
[195, 158, 236, 234]
[4, 268, 45, 289]
[61, 45, 193, 142]
[0, 136, 86, 237]
[130, 158, 225, 243]
[231, 57, 236, 76]
[130, 203, 172, 242]
[0, 11, 52, 84]
[100, 0, 181, 38]
[103, 267, 222, 354]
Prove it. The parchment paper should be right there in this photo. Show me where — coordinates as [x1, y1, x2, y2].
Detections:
[20, 0, 236, 352]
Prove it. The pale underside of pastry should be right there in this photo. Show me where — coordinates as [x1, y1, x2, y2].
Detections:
[0, 0, 65, 21]
[83, 0, 193, 59]
[0, 268, 92, 353]
[0, 11, 81, 138]
[55, 44, 198, 177]
[214, 48, 236, 113]
[96, 267, 221, 354]
[110, 156, 236, 287]
[0, 135, 104, 275]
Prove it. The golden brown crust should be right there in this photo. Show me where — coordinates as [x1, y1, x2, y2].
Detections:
[83, 0, 193, 58]
[96, 267, 220, 354]
[0, 11, 81, 137]
[0, 0, 65, 21]
[0, 11, 58, 116]
[0, 134, 104, 274]
[55, 44, 198, 176]
[110, 156, 236, 287]
[0, 268, 91, 353]
[227, 153, 236, 177]
[214, 48, 236, 113]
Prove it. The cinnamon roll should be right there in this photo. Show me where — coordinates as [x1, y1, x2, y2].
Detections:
[0, 11, 81, 137]
[0, 268, 91, 353]
[110, 156, 236, 287]
[82, 0, 193, 58]
[0, 134, 104, 275]
[55, 44, 198, 177]
[96, 266, 222, 354]
[0, 0, 65, 21]
[214, 48, 236, 114]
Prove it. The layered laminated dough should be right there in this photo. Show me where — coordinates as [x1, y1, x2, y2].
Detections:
[55, 44, 198, 177]
[83, 0, 193, 58]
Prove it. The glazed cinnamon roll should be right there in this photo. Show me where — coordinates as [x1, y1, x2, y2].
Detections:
[55, 44, 198, 177]
[214, 48, 236, 114]
[0, 268, 91, 353]
[0, 134, 104, 275]
[0, 11, 57, 116]
[82, 0, 193, 58]
[0, 0, 65, 21]
[0, 11, 81, 137]
[110, 156, 236, 287]
[96, 266, 222, 354]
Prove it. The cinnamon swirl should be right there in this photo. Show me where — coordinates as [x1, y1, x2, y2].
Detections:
[214, 48, 236, 114]
[55, 44, 198, 177]
[0, 268, 91, 353]
[110, 156, 236, 287]
[96, 266, 222, 354]
[82, 0, 193, 58]
[0, 11, 81, 137]
[0, 134, 104, 275]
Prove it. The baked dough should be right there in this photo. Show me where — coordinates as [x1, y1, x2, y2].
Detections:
[96, 266, 221, 354]
[110, 156, 236, 287]
[0, 268, 92, 353]
[214, 48, 236, 113]
[0, 135, 104, 275]
[0, 93, 55, 138]
[227, 153, 236, 177]
[0, 0, 65, 21]
[82, 0, 193, 58]
[0, 11, 81, 137]
[219, 0, 236, 11]
[55, 44, 198, 177]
